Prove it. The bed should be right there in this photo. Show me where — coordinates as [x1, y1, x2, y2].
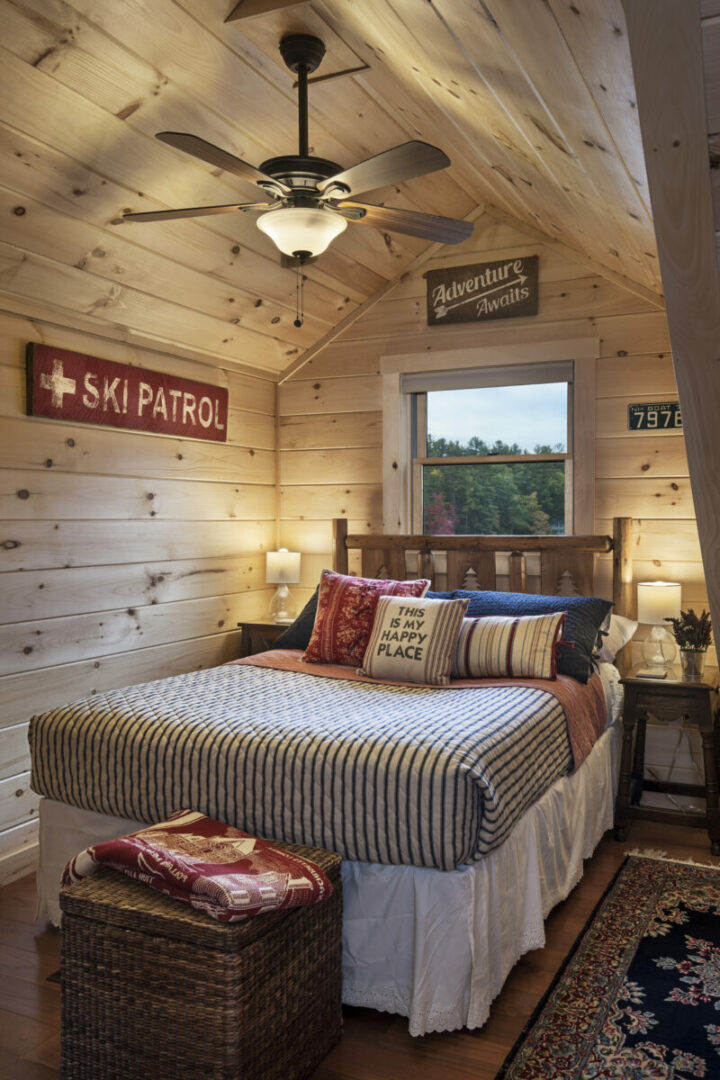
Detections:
[30, 517, 635, 1036]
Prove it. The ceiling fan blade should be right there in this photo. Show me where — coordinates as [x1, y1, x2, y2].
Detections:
[123, 202, 274, 223]
[318, 141, 450, 198]
[156, 132, 291, 196]
[335, 201, 474, 245]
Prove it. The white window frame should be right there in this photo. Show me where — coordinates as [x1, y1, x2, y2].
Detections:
[381, 338, 597, 536]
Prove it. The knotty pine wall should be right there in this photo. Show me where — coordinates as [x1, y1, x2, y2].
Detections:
[0, 312, 276, 884]
[278, 214, 708, 670]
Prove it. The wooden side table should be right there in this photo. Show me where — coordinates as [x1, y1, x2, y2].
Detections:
[237, 620, 288, 658]
[614, 664, 720, 853]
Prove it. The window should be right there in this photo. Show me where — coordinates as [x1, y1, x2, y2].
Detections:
[406, 363, 572, 535]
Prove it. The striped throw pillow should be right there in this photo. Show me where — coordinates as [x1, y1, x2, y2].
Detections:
[453, 612, 566, 680]
[360, 595, 469, 686]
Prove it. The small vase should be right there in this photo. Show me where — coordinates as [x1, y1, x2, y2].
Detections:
[679, 648, 707, 680]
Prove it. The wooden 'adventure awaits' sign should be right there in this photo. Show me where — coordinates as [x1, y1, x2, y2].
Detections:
[26, 344, 228, 442]
[426, 255, 539, 326]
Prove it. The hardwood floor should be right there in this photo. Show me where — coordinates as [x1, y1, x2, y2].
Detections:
[2, 821, 718, 1080]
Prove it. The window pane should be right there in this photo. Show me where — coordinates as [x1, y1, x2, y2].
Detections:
[422, 461, 565, 535]
[425, 383, 567, 456]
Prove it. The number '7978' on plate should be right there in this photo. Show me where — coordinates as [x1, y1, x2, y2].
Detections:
[627, 402, 682, 431]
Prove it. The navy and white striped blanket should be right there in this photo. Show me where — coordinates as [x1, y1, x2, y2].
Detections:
[30, 660, 581, 871]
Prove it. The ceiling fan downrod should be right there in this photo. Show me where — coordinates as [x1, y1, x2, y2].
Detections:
[278, 34, 326, 159]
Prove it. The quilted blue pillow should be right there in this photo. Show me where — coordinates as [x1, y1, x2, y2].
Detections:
[450, 591, 612, 683]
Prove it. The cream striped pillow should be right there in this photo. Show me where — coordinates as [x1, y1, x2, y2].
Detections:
[360, 595, 469, 686]
[453, 611, 565, 680]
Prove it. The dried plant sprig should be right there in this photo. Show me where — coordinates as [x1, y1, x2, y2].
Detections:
[664, 608, 713, 650]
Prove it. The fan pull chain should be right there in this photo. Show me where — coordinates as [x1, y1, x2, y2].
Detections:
[294, 261, 304, 328]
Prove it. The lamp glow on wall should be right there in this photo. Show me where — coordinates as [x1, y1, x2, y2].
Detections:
[266, 548, 301, 624]
[637, 581, 682, 666]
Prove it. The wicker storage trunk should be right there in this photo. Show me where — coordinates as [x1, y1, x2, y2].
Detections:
[59, 842, 342, 1080]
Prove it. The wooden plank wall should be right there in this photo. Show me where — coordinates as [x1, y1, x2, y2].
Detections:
[0, 312, 276, 884]
[278, 214, 708, 667]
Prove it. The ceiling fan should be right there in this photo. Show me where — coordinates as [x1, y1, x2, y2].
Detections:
[123, 34, 474, 264]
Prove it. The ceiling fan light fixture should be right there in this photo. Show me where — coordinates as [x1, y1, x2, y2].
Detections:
[256, 206, 347, 258]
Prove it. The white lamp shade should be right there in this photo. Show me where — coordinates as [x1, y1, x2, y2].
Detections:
[266, 548, 301, 585]
[256, 207, 347, 257]
[637, 581, 681, 625]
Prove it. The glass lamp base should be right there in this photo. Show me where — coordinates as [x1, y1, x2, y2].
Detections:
[641, 626, 677, 667]
[269, 584, 297, 624]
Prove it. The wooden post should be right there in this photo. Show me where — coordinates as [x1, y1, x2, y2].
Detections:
[623, 0, 720, 656]
[508, 552, 526, 593]
[333, 518, 348, 576]
[612, 517, 634, 619]
[418, 547, 435, 584]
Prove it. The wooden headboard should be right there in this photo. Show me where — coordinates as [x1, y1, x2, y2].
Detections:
[333, 517, 634, 619]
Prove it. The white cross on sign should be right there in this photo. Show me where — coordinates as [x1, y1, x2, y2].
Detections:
[40, 358, 77, 408]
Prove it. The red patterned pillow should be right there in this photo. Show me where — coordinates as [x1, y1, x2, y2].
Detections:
[303, 570, 430, 667]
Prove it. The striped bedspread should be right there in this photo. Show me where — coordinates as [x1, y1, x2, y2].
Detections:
[29, 654, 606, 871]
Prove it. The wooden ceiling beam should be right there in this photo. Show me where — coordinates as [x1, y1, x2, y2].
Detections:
[225, 0, 306, 22]
[278, 204, 487, 383]
[482, 204, 665, 310]
[623, 0, 720, 638]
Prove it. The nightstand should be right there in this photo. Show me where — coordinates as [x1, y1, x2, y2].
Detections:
[237, 620, 288, 658]
[614, 664, 720, 853]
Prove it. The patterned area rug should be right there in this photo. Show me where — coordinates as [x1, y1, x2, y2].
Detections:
[496, 854, 720, 1079]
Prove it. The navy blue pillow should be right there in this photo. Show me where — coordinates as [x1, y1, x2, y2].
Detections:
[451, 590, 612, 683]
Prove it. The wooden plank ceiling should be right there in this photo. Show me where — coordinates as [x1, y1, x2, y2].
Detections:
[0, 0, 662, 376]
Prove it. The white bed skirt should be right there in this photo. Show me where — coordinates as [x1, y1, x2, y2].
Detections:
[36, 722, 618, 1036]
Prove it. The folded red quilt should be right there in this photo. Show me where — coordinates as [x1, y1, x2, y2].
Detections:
[61, 809, 333, 922]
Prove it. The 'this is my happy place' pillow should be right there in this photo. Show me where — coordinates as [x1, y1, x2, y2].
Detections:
[359, 595, 468, 686]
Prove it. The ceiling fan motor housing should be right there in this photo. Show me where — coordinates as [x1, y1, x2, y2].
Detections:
[258, 155, 348, 203]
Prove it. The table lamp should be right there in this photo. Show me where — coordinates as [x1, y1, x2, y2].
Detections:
[266, 548, 301, 623]
[637, 581, 682, 666]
